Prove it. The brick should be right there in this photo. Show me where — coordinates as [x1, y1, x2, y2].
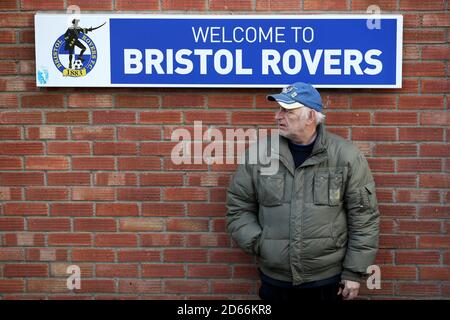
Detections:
[166, 219, 209, 232]
[48, 233, 92, 246]
[94, 142, 137, 155]
[115, 0, 159, 9]
[4, 203, 48, 216]
[74, 218, 116, 232]
[140, 173, 183, 186]
[0, 248, 24, 261]
[185, 111, 229, 124]
[373, 174, 416, 187]
[0, 157, 22, 170]
[117, 188, 160, 201]
[256, 0, 302, 11]
[367, 158, 395, 172]
[119, 218, 164, 232]
[4, 233, 45, 246]
[352, 128, 396, 141]
[118, 157, 160, 170]
[396, 189, 440, 203]
[96, 264, 138, 277]
[187, 203, 227, 217]
[142, 264, 185, 278]
[420, 144, 450, 157]
[47, 142, 90, 154]
[186, 234, 230, 247]
[72, 188, 115, 201]
[46, 111, 89, 124]
[211, 280, 254, 294]
[95, 234, 138, 247]
[27, 127, 68, 140]
[25, 156, 69, 170]
[140, 111, 182, 124]
[210, 249, 254, 263]
[51, 203, 93, 217]
[420, 206, 449, 218]
[420, 267, 450, 281]
[142, 203, 185, 216]
[68, 94, 113, 108]
[188, 265, 230, 278]
[419, 174, 449, 188]
[141, 141, 178, 156]
[50, 263, 93, 277]
[423, 13, 450, 27]
[0, 280, 24, 293]
[420, 112, 450, 126]
[22, 94, 64, 108]
[304, 0, 348, 10]
[400, 0, 445, 10]
[162, 94, 204, 107]
[164, 188, 208, 201]
[0, 142, 44, 154]
[419, 236, 450, 249]
[95, 172, 137, 186]
[0, 172, 44, 186]
[379, 235, 416, 249]
[26, 248, 67, 261]
[373, 112, 417, 125]
[0, 218, 24, 231]
[0, 94, 19, 108]
[118, 250, 160, 262]
[4, 264, 48, 277]
[119, 280, 162, 293]
[351, 96, 396, 109]
[373, 144, 417, 156]
[164, 249, 207, 262]
[231, 111, 275, 125]
[47, 172, 91, 186]
[398, 220, 441, 233]
[0, 46, 34, 60]
[378, 205, 416, 217]
[422, 79, 450, 94]
[208, 95, 254, 109]
[0, 127, 21, 140]
[72, 157, 115, 170]
[72, 249, 115, 262]
[162, 0, 205, 10]
[381, 266, 417, 280]
[165, 280, 208, 294]
[0, 0, 18, 10]
[0, 61, 17, 74]
[398, 283, 440, 297]
[26, 188, 69, 201]
[351, 0, 398, 10]
[397, 159, 442, 172]
[399, 128, 443, 141]
[72, 127, 115, 140]
[28, 218, 70, 231]
[93, 111, 136, 124]
[404, 31, 446, 44]
[399, 96, 444, 111]
[142, 234, 184, 247]
[325, 112, 371, 125]
[21, 0, 64, 10]
[96, 203, 139, 216]
[118, 127, 161, 140]
[396, 251, 440, 265]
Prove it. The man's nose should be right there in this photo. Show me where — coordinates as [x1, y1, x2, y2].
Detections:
[275, 109, 284, 120]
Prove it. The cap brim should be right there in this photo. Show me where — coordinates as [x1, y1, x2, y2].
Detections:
[266, 93, 295, 104]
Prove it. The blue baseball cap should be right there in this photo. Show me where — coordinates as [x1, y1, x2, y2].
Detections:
[267, 82, 323, 112]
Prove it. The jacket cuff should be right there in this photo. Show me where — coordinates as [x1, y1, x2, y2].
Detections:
[341, 269, 364, 282]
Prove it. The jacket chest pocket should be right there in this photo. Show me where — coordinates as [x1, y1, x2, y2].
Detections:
[313, 171, 343, 206]
[258, 174, 285, 207]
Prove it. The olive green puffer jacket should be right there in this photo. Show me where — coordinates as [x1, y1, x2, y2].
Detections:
[226, 124, 380, 285]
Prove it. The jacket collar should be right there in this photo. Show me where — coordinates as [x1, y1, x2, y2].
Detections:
[276, 124, 328, 175]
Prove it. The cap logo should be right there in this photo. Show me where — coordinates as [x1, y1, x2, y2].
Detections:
[282, 85, 293, 93]
[291, 92, 298, 97]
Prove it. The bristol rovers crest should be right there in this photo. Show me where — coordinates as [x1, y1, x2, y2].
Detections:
[52, 18, 105, 77]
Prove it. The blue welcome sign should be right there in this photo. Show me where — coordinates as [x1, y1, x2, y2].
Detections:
[35, 14, 403, 88]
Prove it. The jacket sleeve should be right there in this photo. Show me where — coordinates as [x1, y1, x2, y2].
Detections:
[342, 152, 380, 282]
[226, 161, 261, 256]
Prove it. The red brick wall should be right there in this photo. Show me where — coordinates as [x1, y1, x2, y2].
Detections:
[0, 0, 449, 299]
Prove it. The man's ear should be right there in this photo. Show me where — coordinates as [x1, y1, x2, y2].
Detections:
[308, 109, 316, 125]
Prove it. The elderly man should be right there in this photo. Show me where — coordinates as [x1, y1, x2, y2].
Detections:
[226, 82, 380, 301]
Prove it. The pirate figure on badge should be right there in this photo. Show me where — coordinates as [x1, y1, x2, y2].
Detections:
[64, 19, 105, 69]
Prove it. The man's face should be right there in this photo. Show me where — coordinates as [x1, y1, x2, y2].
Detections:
[275, 106, 308, 140]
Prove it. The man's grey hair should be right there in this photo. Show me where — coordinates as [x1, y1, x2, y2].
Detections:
[298, 107, 326, 125]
